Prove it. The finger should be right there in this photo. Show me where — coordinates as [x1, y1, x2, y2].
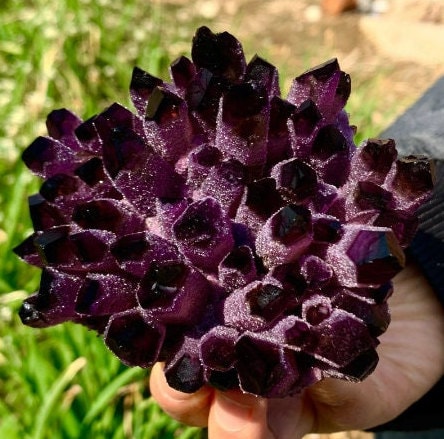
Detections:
[267, 394, 314, 439]
[149, 362, 213, 427]
[208, 390, 275, 439]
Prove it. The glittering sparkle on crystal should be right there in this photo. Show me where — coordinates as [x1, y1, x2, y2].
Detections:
[14, 26, 434, 398]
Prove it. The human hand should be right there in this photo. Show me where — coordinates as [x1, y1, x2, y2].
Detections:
[150, 264, 444, 438]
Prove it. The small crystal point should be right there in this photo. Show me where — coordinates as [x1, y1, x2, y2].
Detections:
[19, 300, 47, 328]
[33, 226, 73, 264]
[245, 178, 283, 218]
[28, 194, 65, 231]
[298, 58, 340, 81]
[40, 174, 78, 201]
[105, 311, 164, 368]
[75, 279, 100, 314]
[221, 246, 253, 273]
[339, 348, 379, 380]
[74, 157, 106, 186]
[336, 71, 351, 101]
[347, 230, 406, 285]
[191, 26, 246, 81]
[165, 354, 204, 393]
[69, 231, 108, 263]
[312, 124, 347, 158]
[245, 55, 280, 96]
[138, 261, 188, 308]
[170, 56, 196, 89]
[313, 216, 343, 243]
[272, 205, 312, 244]
[361, 138, 397, 175]
[247, 283, 292, 321]
[395, 155, 436, 193]
[355, 180, 393, 210]
[130, 66, 163, 114]
[72, 200, 124, 232]
[291, 99, 322, 136]
[131, 67, 163, 96]
[46, 108, 81, 141]
[22, 137, 57, 175]
[223, 82, 267, 122]
[274, 158, 318, 202]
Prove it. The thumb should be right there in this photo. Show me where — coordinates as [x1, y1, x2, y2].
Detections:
[208, 390, 275, 439]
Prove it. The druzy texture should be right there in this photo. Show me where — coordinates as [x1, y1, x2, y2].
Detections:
[15, 27, 434, 398]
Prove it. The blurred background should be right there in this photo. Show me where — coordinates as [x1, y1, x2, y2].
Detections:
[1, 0, 443, 438]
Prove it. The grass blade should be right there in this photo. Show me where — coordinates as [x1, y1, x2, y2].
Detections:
[32, 357, 87, 439]
[82, 367, 145, 425]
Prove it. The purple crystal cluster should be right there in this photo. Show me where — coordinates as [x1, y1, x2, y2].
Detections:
[15, 27, 434, 397]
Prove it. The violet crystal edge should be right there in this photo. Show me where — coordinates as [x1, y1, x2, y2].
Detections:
[14, 26, 435, 398]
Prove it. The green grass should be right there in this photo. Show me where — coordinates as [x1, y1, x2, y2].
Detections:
[0, 1, 205, 437]
[0, 1, 400, 438]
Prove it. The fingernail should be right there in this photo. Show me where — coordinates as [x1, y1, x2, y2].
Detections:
[167, 386, 195, 401]
[166, 381, 212, 402]
[214, 393, 254, 432]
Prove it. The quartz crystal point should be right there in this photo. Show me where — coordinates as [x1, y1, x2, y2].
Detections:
[15, 26, 434, 398]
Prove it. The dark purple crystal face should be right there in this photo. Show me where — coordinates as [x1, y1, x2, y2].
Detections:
[273, 158, 318, 203]
[246, 282, 296, 322]
[138, 261, 188, 308]
[394, 155, 435, 196]
[271, 205, 312, 245]
[15, 26, 434, 398]
[104, 310, 165, 368]
[347, 229, 405, 285]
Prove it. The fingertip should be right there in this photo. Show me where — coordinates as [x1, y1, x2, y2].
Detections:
[209, 390, 275, 439]
[149, 362, 213, 427]
[150, 363, 195, 402]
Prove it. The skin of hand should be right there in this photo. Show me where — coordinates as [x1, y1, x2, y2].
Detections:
[149, 264, 444, 439]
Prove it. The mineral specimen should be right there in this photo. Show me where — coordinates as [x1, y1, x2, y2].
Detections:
[14, 26, 434, 397]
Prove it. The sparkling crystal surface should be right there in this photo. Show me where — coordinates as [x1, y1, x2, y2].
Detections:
[14, 26, 434, 398]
